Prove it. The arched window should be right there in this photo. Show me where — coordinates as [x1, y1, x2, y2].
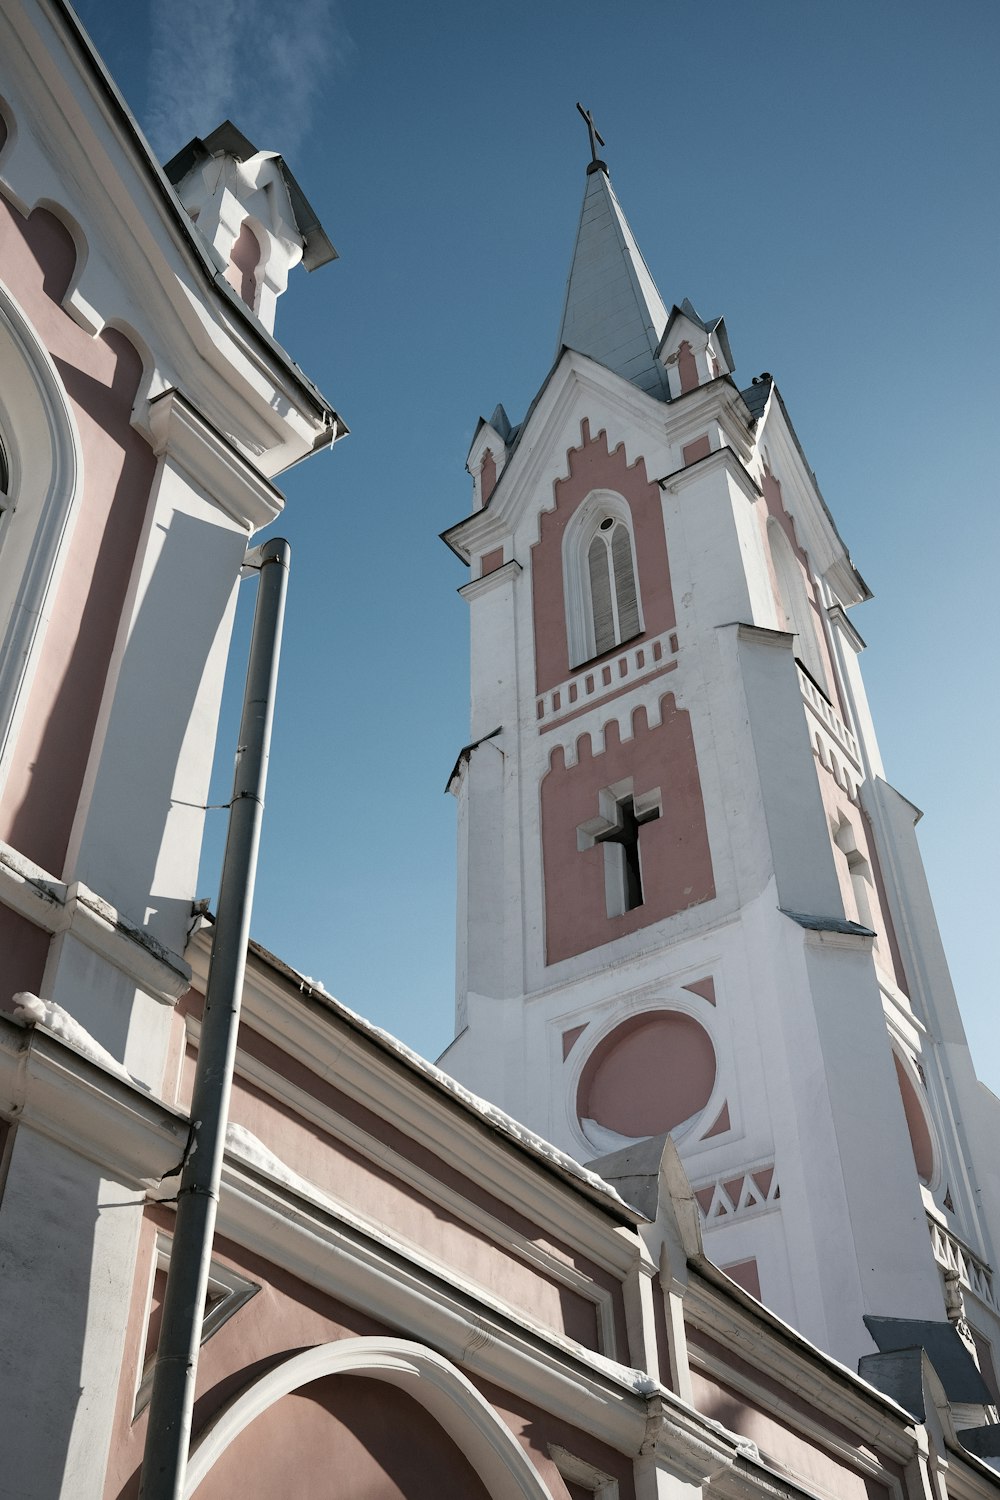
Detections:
[564, 493, 643, 667]
[588, 516, 640, 655]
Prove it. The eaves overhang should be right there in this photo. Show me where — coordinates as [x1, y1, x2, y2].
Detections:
[686, 1260, 922, 1453]
[44, 0, 345, 442]
[192, 927, 646, 1228]
[762, 383, 870, 605]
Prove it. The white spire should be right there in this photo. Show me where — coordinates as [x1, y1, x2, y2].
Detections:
[556, 167, 670, 399]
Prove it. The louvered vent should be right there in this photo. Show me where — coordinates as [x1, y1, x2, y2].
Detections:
[589, 533, 616, 654]
[612, 524, 640, 640]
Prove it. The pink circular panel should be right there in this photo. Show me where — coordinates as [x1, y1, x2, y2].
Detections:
[578, 1012, 717, 1138]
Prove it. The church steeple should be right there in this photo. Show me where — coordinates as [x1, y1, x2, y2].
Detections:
[556, 115, 669, 400]
[442, 134, 1000, 1387]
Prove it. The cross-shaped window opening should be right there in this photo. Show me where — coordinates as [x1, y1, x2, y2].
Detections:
[578, 781, 662, 918]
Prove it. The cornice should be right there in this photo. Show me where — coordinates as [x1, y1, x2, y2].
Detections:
[459, 559, 522, 602]
[184, 1013, 620, 1360]
[0, 1, 341, 473]
[658, 444, 762, 504]
[186, 932, 644, 1268]
[753, 399, 869, 609]
[0, 840, 190, 1001]
[659, 377, 757, 466]
[147, 389, 284, 532]
[827, 603, 867, 653]
[684, 1272, 919, 1462]
[171, 1146, 768, 1486]
[0, 1012, 187, 1184]
[203, 1156, 651, 1455]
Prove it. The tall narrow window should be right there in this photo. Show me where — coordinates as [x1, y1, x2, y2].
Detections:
[587, 516, 640, 656]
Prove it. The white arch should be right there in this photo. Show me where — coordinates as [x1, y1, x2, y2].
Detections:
[0, 281, 83, 781]
[184, 1337, 557, 1499]
[562, 489, 643, 668]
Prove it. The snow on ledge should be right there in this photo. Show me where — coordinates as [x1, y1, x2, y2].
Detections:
[12, 991, 139, 1086]
[226, 1121, 658, 1398]
[257, 957, 632, 1215]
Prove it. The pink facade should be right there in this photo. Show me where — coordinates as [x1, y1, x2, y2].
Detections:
[531, 420, 676, 695]
[540, 697, 715, 964]
[0, 196, 155, 885]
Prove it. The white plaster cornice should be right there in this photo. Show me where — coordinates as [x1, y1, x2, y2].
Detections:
[684, 1273, 919, 1463]
[182, 1014, 620, 1360]
[0, 1013, 187, 1185]
[147, 389, 284, 532]
[459, 559, 522, 602]
[753, 401, 869, 609]
[0, 840, 190, 1001]
[827, 603, 867, 653]
[185, 933, 641, 1274]
[204, 1158, 651, 1455]
[0, 1, 340, 474]
[658, 444, 762, 504]
[173, 1148, 762, 1486]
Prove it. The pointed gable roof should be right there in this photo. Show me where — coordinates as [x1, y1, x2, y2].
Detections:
[556, 167, 670, 400]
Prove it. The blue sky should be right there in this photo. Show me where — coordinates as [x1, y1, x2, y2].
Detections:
[72, 0, 1000, 1091]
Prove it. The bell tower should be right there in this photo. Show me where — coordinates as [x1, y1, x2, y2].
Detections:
[439, 127, 1000, 1383]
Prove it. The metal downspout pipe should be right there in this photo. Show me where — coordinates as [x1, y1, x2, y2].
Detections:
[140, 537, 291, 1500]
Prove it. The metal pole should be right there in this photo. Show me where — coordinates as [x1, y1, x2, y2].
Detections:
[140, 538, 290, 1500]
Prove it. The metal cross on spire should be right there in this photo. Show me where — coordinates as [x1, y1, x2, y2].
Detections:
[575, 102, 608, 176]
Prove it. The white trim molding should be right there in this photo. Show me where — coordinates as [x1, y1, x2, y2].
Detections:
[0, 840, 190, 1001]
[0, 281, 84, 782]
[147, 389, 283, 533]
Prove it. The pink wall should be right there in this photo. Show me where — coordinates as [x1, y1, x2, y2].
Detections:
[0, 904, 49, 1007]
[532, 420, 676, 695]
[0, 199, 156, 879]
[682, 435, 711, 465]
[480, 546, 504, 577]
[677, 341, 698, 394]
[478, 1375, 636, 1500]
[893, 1054, 934, 1185]
[687, 1328, 898, 1500]
[108, 1213, 632, 1500]
[172, 996, 628, 1356]
[541, 697, 715, 964]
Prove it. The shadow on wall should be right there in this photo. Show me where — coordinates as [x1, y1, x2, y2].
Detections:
[67, 501, 238, 961]
[2, 216, 155, 877]
[0, 1129, 116, 1499]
